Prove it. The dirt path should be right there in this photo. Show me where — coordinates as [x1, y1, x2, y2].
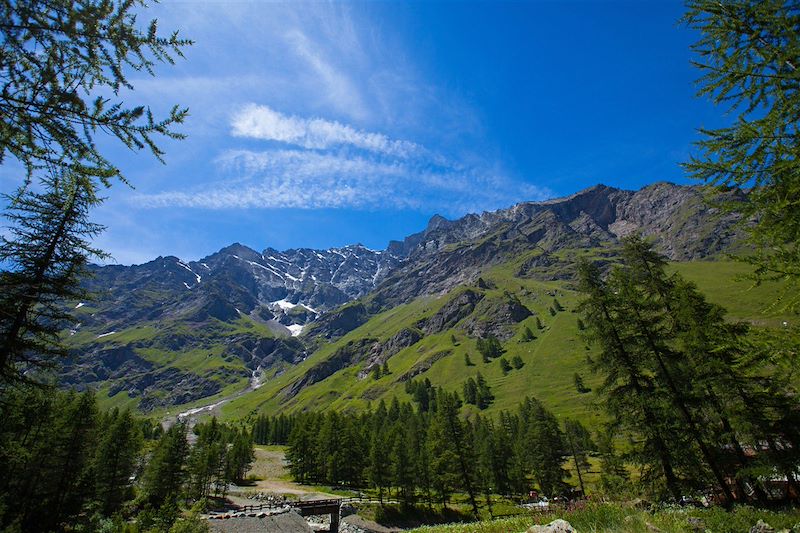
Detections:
[232, 446, 342, 502]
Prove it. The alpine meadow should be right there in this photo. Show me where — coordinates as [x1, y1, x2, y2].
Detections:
[1, 1, 799, 533]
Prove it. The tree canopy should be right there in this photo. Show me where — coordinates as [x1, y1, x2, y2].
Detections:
[0, 0, 191, 186]
[684, 0, 800, 306]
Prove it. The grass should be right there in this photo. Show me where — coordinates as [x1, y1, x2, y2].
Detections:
[76, 255, 794, 429]
[221, 260, 788, 434]
[406, 502, 800, 533]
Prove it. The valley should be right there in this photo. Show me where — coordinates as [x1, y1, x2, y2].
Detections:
[58, 182, 788, 426]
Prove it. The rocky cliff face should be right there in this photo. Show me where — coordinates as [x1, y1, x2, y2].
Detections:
[363, 182, 743, 313]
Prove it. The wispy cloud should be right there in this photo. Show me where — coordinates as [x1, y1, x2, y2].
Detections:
[132, 146, 550, 215]
[231, 104, 420, 157]
[124, 4, 550, 223]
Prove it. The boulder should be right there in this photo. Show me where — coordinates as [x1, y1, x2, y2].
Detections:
[750, 520, 775, 533]
[527, 519, 577, 533]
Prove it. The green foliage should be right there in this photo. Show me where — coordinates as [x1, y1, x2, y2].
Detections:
[464, 353, 474, 366]
[407, 503, 800, 533]
[499, 357, 512, 375]
[573, 372, 590, 393]
[536, 317, 544, 329]
[578, 235, 800, 503]
[140, 423, 189, 509]
[282, 394, 568, 507]
[0, 0, 191, 182]
[683, 0, 800, 309]
[252, 414, 293, 445]
[0, 388, 144, 531]
[0, 174, 104, 384]
[476, 335, 503, 361]
[520, 326, 536, 341]
[511, 355, 524, 369]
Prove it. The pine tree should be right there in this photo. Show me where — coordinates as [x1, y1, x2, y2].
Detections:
[521, 326, 536, 341]
[536, 317, 544, 330]
[573, 373, 590, 393]
[476, 372, 494, 409]
[0, 175, 104, 384]
[93, 408, 142, 515]
[226, 428, 255, 485]
[390, 425, 416, 506]
[512, 355, 524, 369]
[683, 0, 800, 309]
[499, 357, 512, 375]
[286, 415, 318, 484]
[140, 422, 188, 509]
[464, 353, 474, 366]
[563, 419, 595, 496]
[463, 377, 478, 405]
[577, 259, 684, 500]
[368, 428, 391, 503]
[521, 397, 567, 497]
[432, 391, 480, 516]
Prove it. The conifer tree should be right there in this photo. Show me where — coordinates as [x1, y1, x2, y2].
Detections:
[94, 408, 142, 515]
[463, 377, 478, 405]
[577, 259, 684, 499]
[684, 0, 800, 308]
[431, 391, 480, 516]
[476, 372, 494, 409]
[563, 419, 595, 496]
[521, 326, 536, 341]
[0, 0, 191, 182]
[140, 422, 188, 509]
[0, 175, 104, 384]
[520, 397, 567, 497]
[368, 428, 391, 503]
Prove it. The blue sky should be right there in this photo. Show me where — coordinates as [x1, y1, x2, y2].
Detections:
[3, 1, 727, 264]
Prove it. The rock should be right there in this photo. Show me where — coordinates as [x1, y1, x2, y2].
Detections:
[527, 519, 577, 533]
[751, 520, 776, 533]
[687, 517, 706, 531]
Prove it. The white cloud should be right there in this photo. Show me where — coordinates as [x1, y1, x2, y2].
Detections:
[132, 148, 551, 214]
[231, 104, 420, 158]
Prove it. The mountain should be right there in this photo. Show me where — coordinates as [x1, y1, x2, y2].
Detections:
[61, 182, 751, 414]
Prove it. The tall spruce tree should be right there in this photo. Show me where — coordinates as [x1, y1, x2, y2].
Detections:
[0, 174, 104, 384]
[140, 422, 188, 509]
[577, 259, 685, 499]
[93, 408, 142, 515]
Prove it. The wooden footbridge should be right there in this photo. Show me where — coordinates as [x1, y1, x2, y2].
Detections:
[234, 497, 343, 531]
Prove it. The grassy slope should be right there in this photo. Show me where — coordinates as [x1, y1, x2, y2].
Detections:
[222, 260, 791, 428]
[67, 311, 278, 413]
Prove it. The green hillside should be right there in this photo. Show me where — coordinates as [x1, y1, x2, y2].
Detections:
[221, 259, 793, 427]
